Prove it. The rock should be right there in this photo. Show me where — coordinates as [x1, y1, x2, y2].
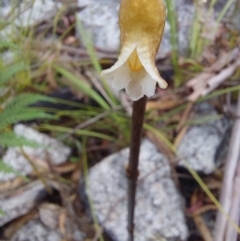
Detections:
[0, 0, 62, 39]
[0, 0, 8, 6]
[38, 203, 86, 241]
[11, 219, 64, 241]
[0, 124, 71, 182]
[82, 139, 188, 241]
[0, 180, 46, 226]
[76, 0, 235, 56]
[0, 184, 86, 238]
[178, 103, 229, 174]
[11, 217, 85, 241]
[77, 0, 120, 52]
[39, 203, 63, 230]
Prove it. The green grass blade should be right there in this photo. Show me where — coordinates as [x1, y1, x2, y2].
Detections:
[40, 124, 115, 141]
[209, 0, 218, 9]
[189, 3, 202, 57]
[144, 124, 177, 153]
[81, 138, 105, 241]
[165, 0, 181, 87]
[54, 65, 110, 110]
[76, 19, 117, 105]
[217, 0, 235, 22]
[198, 85, 240, 102]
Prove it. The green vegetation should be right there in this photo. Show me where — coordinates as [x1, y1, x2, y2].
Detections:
[0, 0, 239, 239]
[0, 0, 239, 190]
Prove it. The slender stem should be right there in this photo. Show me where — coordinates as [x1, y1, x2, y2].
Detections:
[127, 96, 147, 241]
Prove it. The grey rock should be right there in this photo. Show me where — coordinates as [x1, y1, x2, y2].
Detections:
[178, 103, 229, 174]
[39, 203, 62, 230]
[84, 139, 188, 241]
[0, 183, 86, 238]
[0, 180, 46, 226]
[38, 203, 86, 241]
[11, 219, 64, 241]
[77, 0, 120, 52]
[0, 0, 9, 7]
[11, 218, 85, 241]
[0, 124, 71, 182]
[0, 0, 62, 39]
[76, 0, 235, 56]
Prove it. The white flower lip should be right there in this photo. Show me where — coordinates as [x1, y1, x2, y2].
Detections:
[101, 44, 168, 101]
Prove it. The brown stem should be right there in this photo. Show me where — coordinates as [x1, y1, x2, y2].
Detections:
[127, 95, 147, 241]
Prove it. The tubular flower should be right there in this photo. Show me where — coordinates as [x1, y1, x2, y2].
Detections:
[101, 0, 167, 101]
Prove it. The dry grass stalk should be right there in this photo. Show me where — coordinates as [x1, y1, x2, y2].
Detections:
[193, 214, 213, 241]
[176, 101, 194, 133]
[225, 167, 240, 241]
[214, 91, 240, 241]
[174, 125, 188, 148]
[146, 98, 183, 111]
[192, 205, 217, 216]
[20, 148, 52, 194]
[202, 58, 240, 96]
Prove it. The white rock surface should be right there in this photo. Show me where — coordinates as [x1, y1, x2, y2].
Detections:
[85, 139, 188, 241]
[11, 218, 85, 241]
[11, 219, 64, 241]
[0, 180, 46, 226]
[178, 103, 229, 174]
[0, 124, 71, 182]
[77, 0, 120, 52]
[0, 0, 62, 38]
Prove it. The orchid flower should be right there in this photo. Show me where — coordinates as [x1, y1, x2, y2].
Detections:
[101, 0, 167, 101]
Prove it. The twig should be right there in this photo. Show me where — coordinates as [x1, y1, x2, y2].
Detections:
[202, 58, 240, 96]
[127, 96, 147, 241]
[214, 91, 240, 241]
[193, 214, 213, 241]
[176, 101, 194, 133]
[174, 125, 188, 148]
[191, 205, 217, 216]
